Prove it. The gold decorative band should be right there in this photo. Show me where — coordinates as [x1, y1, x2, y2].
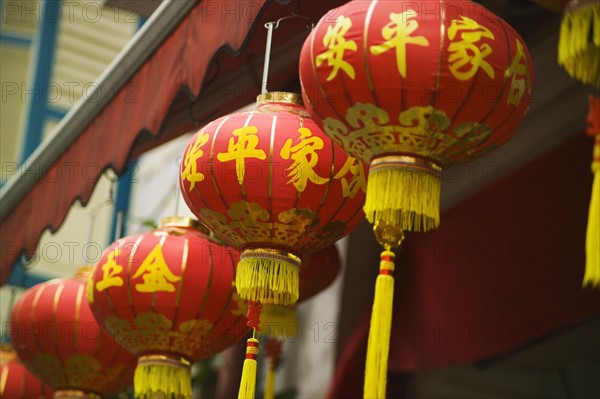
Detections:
[138, 354, 191, 369]
[159, 216, 203, 231]
[241, 248, 301, 268]
[0, 343, 16, 362]
[370, 155, 442, 178]
[257, 92, 303, 106]
[54, 390, 101, 399]
[74, 266, 93, 279]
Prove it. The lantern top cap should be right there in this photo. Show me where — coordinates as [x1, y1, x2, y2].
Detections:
[74, 266, 93, 280]
[0, 343, 17, 362]
[257, 92, 303, 106]
[159, 216, 205, 232]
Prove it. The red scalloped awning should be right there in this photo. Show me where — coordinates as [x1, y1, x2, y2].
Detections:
[0, 0, 347, 282]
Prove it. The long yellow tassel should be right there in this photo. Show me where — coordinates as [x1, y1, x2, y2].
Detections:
[263, 338, 283, 399]
[263, 353, 277, 399]
[236, 248, 301, 306]
[584, 135, 600, 287]
[238, 337, 259, 399]
[558, 1, 600, 90]
[364, 250, 396, 399]
[134, 355, 192, 399]
[364, 156, 442, 233]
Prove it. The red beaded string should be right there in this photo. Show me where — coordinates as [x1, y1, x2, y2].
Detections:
[246, 301, 262, 331]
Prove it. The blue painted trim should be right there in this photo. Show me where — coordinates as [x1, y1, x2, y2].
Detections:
[0, 32, 33, 47]
[137, 16, 148, 29]
[6, 259, 46, 288]
[109, 161, 137, 242]
[19, 0, 62, 163]
[46, 105, 67, 120]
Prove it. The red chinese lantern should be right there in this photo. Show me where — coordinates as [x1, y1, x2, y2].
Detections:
[260, 244, 341, 399]
[180, 92, 366, 398]
[86, 217, 248, 399]
[0, 344, 53, 399]
[299, 1, 534, 396]
[558, 0, 600, 286]
[10, 268, 136, 398]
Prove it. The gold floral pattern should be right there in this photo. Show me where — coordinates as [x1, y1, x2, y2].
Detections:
[322, 103, 492, 164]
[31, 353, 126, 390]
[198, 200, 321, 250]
[104, 313, 216, 359]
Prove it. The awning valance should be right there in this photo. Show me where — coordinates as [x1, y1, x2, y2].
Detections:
[0, 0, 344, 281]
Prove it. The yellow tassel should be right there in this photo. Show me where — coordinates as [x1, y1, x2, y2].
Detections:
[134, 355, 191, 399]
[263, 339, 283, 399]
[238, 338, 260, 399]
[364, 156, 442, 233]
[236, 248, 301, 305]
[584, 136, 600, 287]
[264, 356, 276, 399]
[364, 250, 395, 399]
[558, 2, 600, 89]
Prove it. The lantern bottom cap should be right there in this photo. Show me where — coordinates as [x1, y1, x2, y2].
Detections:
[236, 247, 301, 306]
[54, 389, 101, 399]
[364, 155, 441, 235]
[134, 354, 192, 399]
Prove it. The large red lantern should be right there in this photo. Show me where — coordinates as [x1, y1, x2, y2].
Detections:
[179, 92, 366, 398]
[86, 217, 248, 399]
[299, 1, 534, 397]
[0, 344, 53, 399]
[10, 269, 136, 398]
[180, 92, 364, 307]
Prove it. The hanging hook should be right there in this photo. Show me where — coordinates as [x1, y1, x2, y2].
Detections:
[261, 12, 311, 94]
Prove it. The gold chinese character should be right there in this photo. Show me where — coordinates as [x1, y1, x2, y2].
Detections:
[333, 157, 366, 198]
[217, 126, 266, 185]
[315, 15, 357, 81]
[447, 16, 495, 80]
[370, 10, 429, 78]
[505, 39, 531, 106]
[280, 127, 330, 192]
[181, 131, 210, 191]
[96, 250, 124, 292]
[132, 244, 181, 293]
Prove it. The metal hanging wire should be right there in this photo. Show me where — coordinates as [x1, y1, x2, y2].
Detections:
[261, 12, 311, 94]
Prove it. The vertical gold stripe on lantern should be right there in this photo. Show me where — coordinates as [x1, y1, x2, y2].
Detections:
[210, 116, 233, 213]
[363, 0, 379, 99]
[73, 284, 84, 352]
[27, 284, 47, 364]
[308, 19, 346, 124]
[172, 237, 189, 327]
[431, 0, 446, 106]
[477, 20, 514, 133]
[268, 116, 276, 214]
[0, 364, 8, 397]
[240, 113, 255, 200]
[51, 283, 67, 383]
[194, 244, 214, 320]
[127, 235, 146, 317]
